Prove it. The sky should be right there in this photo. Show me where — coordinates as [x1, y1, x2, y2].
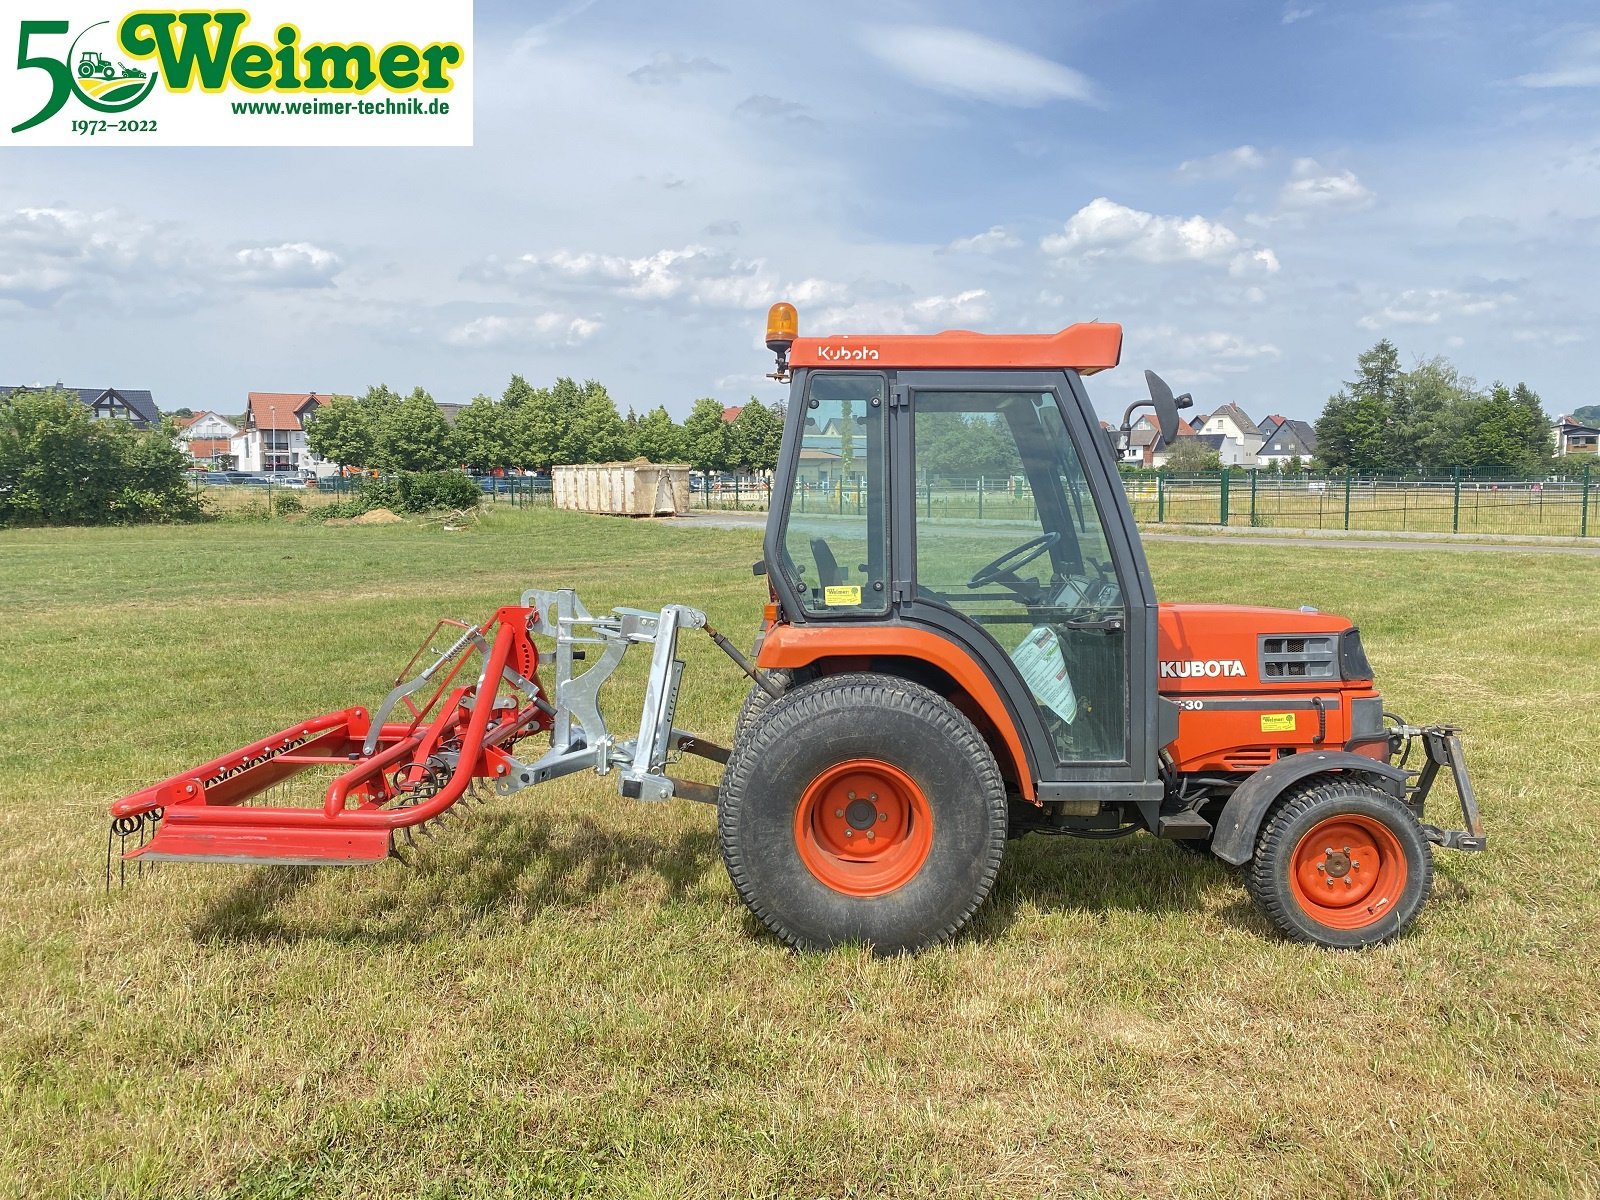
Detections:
[2, 0, 1599, 425]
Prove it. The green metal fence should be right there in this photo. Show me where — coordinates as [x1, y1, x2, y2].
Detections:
[1126, 465, 1595, 537]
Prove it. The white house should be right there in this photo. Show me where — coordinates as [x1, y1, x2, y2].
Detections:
[175, 411, 240, 466]
[1553, 415, 1599, 457]
[1256, 419, 1319, 468]
[1194, 403, 1264, 467]
[231, 391, 331, 474]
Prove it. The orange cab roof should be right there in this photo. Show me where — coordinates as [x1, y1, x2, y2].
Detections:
[787, 322, 1122, 373]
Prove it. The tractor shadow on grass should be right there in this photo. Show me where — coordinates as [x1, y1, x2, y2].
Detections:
[960, 834, 1241, 943]
[190, 804, 721, 947]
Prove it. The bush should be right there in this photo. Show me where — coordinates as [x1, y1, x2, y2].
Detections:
[0, 391, 202, 527]
[271, 491, 304, 517]
[395, 471, 481, 513]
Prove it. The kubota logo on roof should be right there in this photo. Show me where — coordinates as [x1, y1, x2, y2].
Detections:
[815, 345, 881, 362]
[1160, 658, 1246, 679]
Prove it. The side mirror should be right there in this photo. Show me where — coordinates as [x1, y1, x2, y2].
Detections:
[1118, 370, 1195, 455]
[1144, 370, 1182, 444]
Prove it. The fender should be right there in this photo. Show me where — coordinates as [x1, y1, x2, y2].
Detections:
[1210, 751, 1409, 866]
[756, 622, 1035, 799]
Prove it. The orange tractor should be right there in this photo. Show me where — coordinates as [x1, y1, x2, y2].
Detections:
[109, 307, 1483, 951]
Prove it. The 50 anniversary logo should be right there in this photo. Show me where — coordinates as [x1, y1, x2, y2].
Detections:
[4, 3, 473, 146]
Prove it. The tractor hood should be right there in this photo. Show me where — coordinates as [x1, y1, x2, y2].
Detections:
[1155, 603, 1373, 692]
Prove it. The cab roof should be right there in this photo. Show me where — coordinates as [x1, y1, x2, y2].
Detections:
[787, 322, 1122, 374]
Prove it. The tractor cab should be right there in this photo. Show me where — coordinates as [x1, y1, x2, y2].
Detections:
[759, 312, 1169, 809]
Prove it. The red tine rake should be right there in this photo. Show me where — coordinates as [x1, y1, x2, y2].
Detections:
[107, 587, 755, 881]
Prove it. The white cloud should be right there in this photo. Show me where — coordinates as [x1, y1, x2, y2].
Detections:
[1357, 286, 1515, 330]
[1042, 197, 1279, 276]
[812, 289, 991, 335]
[1282, 4, 1318, 24]
[444, 313, 602, 348]
[1516, 30, 1600, 88]
[1278, 158, 1375, 212]
[1172, 330, 1282, 362]
[733, 95, 816, 124]
[628, 53, 727, 87]
[943, 225, 1022, 253]
[859, 26, 1096, 107]
[1179, 145, 1266, 178]
[228, 242, 341, 288]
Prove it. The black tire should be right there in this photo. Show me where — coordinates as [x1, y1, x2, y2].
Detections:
[731, 668, 791, 746]
[718, 672, 1007, 953]
[1244, 778, 1433, 948]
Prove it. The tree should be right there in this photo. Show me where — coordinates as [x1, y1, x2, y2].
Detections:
[728, 399, 784, 473]
[501, 374, 538, 411]
[682, 397, 732, 472]
[629, 406, 685, 463]
[0, 388, 199, 526]
[452, 393, 514, 473]
[515, 377, 583, 469]
[1397, 357, 1475, 473]
[1164, 438, 1222, 473]
[1457, 382, 1553, 473]
[305, 393, 372, 472]
[379, 387, 456, 472]
[567, 380, 630, 463]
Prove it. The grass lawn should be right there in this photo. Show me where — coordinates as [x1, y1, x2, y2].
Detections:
[1, 508, 1596, 1198]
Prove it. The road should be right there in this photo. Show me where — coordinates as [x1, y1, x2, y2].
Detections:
[663, 510, 1600, 556]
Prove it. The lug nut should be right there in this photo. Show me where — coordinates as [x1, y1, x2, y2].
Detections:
[866, 831, 875, 841]
[1316, 863, 1326, 872]
[869, 793, 878, 801]
[836, 809, 844, 818]
[1327, 878, 1335, 887]
[845, 830, 853, 838]
[878, 813, 887, 823]
[848, 791, 857, 800]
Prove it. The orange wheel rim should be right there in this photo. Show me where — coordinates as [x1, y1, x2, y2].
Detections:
[793, 759, 933, 897]
[1288, 814, 1408, 930]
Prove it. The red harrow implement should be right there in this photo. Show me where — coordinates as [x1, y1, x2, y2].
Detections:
[108, 588, 753, 880]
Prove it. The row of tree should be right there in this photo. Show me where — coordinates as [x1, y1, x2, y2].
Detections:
[306, 377, 786, 476]
[1314, 340, 1554, 474]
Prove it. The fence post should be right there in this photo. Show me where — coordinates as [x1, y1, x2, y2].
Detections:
[1157, 474, 1165, 523]
[1343, 472, 1353, 531]
[1452, 467, 1461, 534]
[1583, 463, 1592, 538]
[1249, 470, 1258, 526]
[977, 476, 984, 521]
[925, 480, 932, 518]
[1219, 471, 1230, 527]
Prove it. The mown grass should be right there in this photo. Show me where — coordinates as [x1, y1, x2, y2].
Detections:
[1, 508, 1596, 1199]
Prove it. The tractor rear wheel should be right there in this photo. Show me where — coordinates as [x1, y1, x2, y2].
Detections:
[731, 668, 791, 746]
[1245, 778, 1433, 948]
[718, 672, 1007, 953]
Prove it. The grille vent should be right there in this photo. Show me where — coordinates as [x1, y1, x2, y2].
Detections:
[1260, 635, 1336, 680]
[1223, 748, 1276, 770]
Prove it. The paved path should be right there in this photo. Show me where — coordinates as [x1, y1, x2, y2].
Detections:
[663, 510, 1600, 556]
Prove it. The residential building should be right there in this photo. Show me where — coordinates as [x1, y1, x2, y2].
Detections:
[1121, 414, 1199, 469]
[1553, 415, 1599, 457]
[1257, 419, 1319, 468]
[1257, 413, 1287, 439]
[1194, 402, 1265, 467]
[175, 411, 240, 466]
[231, 391, 330, 473]
[0, 385, 160, 428]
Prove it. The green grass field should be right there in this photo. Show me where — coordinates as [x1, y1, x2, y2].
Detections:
[2, 509, 1597, 1199]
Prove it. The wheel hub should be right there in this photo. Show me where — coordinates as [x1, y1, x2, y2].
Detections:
[1289, 815, 1407, 929]
[794, 759, 934, 897]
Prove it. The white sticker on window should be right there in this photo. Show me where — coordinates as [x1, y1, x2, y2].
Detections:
[1014, 626, 1078, 724]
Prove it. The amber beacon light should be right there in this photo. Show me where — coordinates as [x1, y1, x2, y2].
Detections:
[765, 302, 799, 377]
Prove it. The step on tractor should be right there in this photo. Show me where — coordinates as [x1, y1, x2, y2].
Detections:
[108, 306, 1485, 952]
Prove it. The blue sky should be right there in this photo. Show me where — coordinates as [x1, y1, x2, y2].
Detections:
[3, 0, 1598, 424]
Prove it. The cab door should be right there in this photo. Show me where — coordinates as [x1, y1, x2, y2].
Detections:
[890, 371, 1162, 801]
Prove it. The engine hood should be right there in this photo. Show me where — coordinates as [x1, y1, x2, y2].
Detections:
[1155, 603, 1367, 692]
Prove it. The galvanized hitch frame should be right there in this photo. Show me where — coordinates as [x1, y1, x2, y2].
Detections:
[106, 588, 748, 877]
[1394, 721, 1487, 852]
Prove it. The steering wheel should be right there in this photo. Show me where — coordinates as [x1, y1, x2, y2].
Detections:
[967, 532, 1060, 588]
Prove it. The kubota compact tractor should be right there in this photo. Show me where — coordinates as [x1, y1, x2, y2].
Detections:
[108, 307, 1484, 952]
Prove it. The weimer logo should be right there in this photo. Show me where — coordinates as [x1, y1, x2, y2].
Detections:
[4, 3, 473, 147]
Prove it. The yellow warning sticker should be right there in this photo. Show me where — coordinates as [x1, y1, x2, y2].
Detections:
[1260, 713, 1297, 732]
[824, 585, 863, 606]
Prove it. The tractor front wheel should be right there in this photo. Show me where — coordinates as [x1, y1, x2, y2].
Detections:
[718, 673, 1007, 953]
[1245, 778, 1433, 948]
